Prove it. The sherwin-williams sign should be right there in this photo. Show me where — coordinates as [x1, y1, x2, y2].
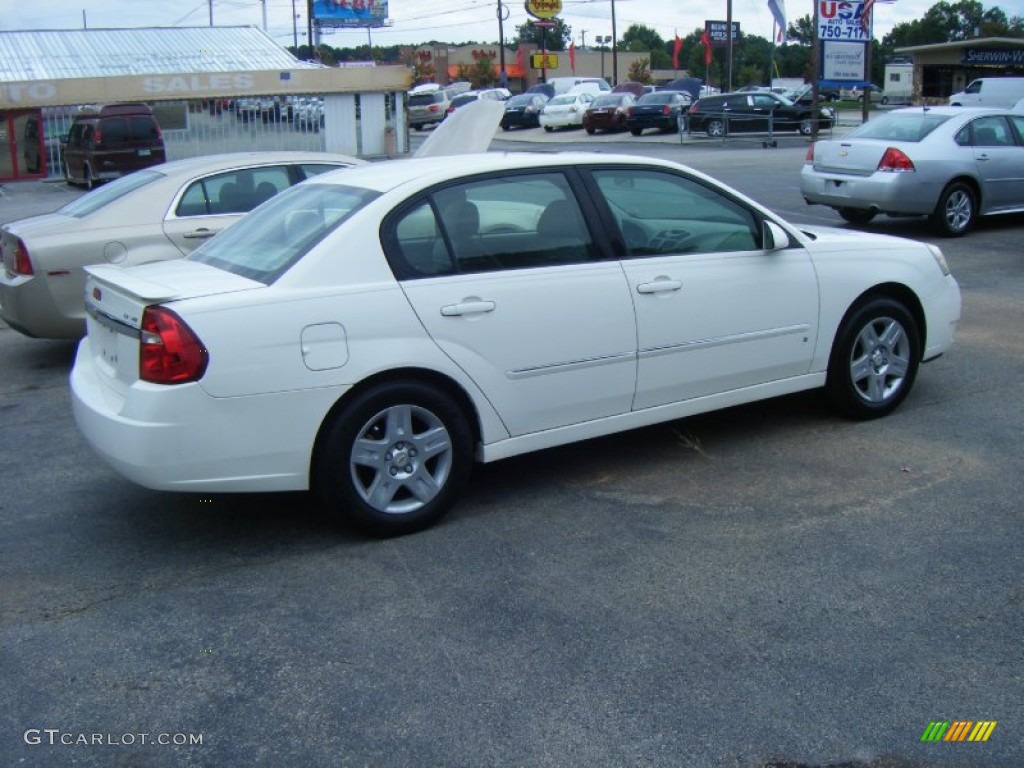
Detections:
[525, 0, 562, 20]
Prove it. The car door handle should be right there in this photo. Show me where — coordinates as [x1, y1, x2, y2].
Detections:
[440, 300, 496, 316]
[183, 228, 216, 239]
[636, 279, 682, 294]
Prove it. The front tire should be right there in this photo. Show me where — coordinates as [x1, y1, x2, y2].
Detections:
[799, 118, 814, 135]
[316, 381, 473, 536]
[930, 181, 976, 237]
[827, 297, 920, 420]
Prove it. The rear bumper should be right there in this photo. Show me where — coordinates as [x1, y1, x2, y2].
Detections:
[70, 338, 347, 493]
[800, 165, 939, 215]
[0, 272, 84, 339]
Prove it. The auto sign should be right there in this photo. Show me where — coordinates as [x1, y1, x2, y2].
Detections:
[525, 0, 562, 20]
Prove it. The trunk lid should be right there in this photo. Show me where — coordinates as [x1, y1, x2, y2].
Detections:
[82, 261, 264, 392]
[813, 139, 892, 176]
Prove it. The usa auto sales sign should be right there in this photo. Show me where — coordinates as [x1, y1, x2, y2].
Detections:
[817, 1, 872, 41]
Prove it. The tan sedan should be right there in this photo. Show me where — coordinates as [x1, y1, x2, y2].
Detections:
[0, 151, 362, 339]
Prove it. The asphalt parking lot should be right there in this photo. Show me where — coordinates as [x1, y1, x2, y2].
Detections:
[1, 138, 1022, 768]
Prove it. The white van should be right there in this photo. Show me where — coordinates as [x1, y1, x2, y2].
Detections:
[948, 77, 1024, 108]
[548, 76, 611, 95]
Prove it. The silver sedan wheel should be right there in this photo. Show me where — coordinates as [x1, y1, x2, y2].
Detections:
[848, 316, 911, 405]
[349, 403, 453, 515]
[941, 187, 974, 235]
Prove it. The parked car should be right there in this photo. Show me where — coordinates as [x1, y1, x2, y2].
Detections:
[70, 150, 960, 536]
[850, 84, 887, 105]
[611, 82, 647, 98]
[582, 93, 636, 134]
[292, 97, 325, 132]
[547, 76, 611, 95]
[539, 92, 596, 131]
[626, 91, 691, 135]
[688, 91, 834, 137]
[801, 106, 1024, 236]
[501, 93, 549, 130]
[408, 88, 453, 131]
[948, 77, 1024, 108]
[0, 152, 363, 339]
[524, 82, 556, 100]
[446, 89, 509, 117]
[785, 84, 840, 105]
[663, 77, 704, 101]
[61, 103, 165, 189]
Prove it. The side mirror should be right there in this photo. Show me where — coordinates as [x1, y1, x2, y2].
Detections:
[763, 220, 791, 251]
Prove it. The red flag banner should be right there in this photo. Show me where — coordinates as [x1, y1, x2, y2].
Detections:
[672, 35, 682, 69]
[569, 41, 576, 72]
[700, 29, 712, 66]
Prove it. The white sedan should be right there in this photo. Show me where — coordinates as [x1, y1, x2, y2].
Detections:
[71, 152, 961, 536]
[539, 92, 595, 131]
[0, 151, 362, 338]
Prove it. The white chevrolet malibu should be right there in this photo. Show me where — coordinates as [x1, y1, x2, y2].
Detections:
[71, 152, 961, 535]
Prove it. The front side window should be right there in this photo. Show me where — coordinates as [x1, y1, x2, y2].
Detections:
[384, 172, 598, 279]
[188, 183, 379, 284]
[591, 168, 759, 257]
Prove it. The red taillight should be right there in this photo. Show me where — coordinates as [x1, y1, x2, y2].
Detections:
[12, 238, 34, 276]
[662, 105, 671, 115]
[429, 104, 440, 113]
[805, 143, 815, 165]
[877, 147, 915, 173]
[139, 306, 208, 384]
[688, 104, 698, 114]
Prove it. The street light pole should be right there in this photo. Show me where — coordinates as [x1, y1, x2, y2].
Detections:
[610, 0, 618, 85]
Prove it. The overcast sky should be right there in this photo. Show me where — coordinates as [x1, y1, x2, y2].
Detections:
[1, 0, 937, 50]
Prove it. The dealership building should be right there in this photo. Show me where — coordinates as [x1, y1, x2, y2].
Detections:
[894, 37, 1024, 103]
[0, 26, 410, 181]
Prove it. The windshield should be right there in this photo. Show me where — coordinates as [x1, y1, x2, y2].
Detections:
[845, 112, 951, 142]
[549, 95, 576, 106]
[57, 170, 163, 218]
[592, 95, 625, 107]
[188, 183, 379, 284]
[507, 94, 536, 107]
[409, 93, 444, 106]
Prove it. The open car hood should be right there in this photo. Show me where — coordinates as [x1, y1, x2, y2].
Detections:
[413, 99, 505, 159]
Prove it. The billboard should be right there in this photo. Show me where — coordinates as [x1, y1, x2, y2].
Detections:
[704, 21, 740, 47]
[312, 0, 389, 28]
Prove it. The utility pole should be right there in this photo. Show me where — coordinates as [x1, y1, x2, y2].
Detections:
[307, 0, 314, 59]
[292, 0, 299, 50]
[610, 0, 618, 85]
[497, 0, 509, 86]
[208, 0, 213, 26]
[580, 29, 587, 50]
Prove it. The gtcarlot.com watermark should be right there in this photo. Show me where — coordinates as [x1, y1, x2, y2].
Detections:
[24, 729, 203, 747]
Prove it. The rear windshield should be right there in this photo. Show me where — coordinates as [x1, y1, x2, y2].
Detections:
[187, 183, 379, 284]
[409, 93, 444, 106]
[845, 112, 951, 142]
[57, 170, 164, 218]
[638, 93, 675, 104]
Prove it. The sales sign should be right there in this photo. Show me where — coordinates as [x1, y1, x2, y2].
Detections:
[817, 1, 871, 41]
[705, 20, 740, 46]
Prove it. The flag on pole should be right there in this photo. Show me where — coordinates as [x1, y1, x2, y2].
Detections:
[860, 0, 876, 33]
[672, 34, 683, 70]
[767, 0, 787, 43]
[700, 29, 712, 67]
[569, 40, 576, 73]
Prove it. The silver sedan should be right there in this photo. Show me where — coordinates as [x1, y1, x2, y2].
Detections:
[1, 151, 362, 339]
[801, 106, 1024, 236]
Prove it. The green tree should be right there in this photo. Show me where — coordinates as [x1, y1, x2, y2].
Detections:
[622, 24, 670, 69]
[512, 18, 571, 51]
[627, 58, 653, 83]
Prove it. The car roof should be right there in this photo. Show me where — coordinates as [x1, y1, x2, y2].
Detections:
[148, 151, 364, 181]
[309, 152, 684, 195]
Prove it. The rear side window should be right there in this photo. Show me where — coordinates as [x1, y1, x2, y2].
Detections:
[384, 172, 599, 279]
[176, 165, 293, 217]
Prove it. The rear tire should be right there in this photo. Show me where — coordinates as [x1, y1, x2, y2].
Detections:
[930, 181, 976, 237]
[827, 297, 920, 420]
[706, 118, 725, 138]
[315, 381, 473, 536]
[838, 207, 877, 225]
